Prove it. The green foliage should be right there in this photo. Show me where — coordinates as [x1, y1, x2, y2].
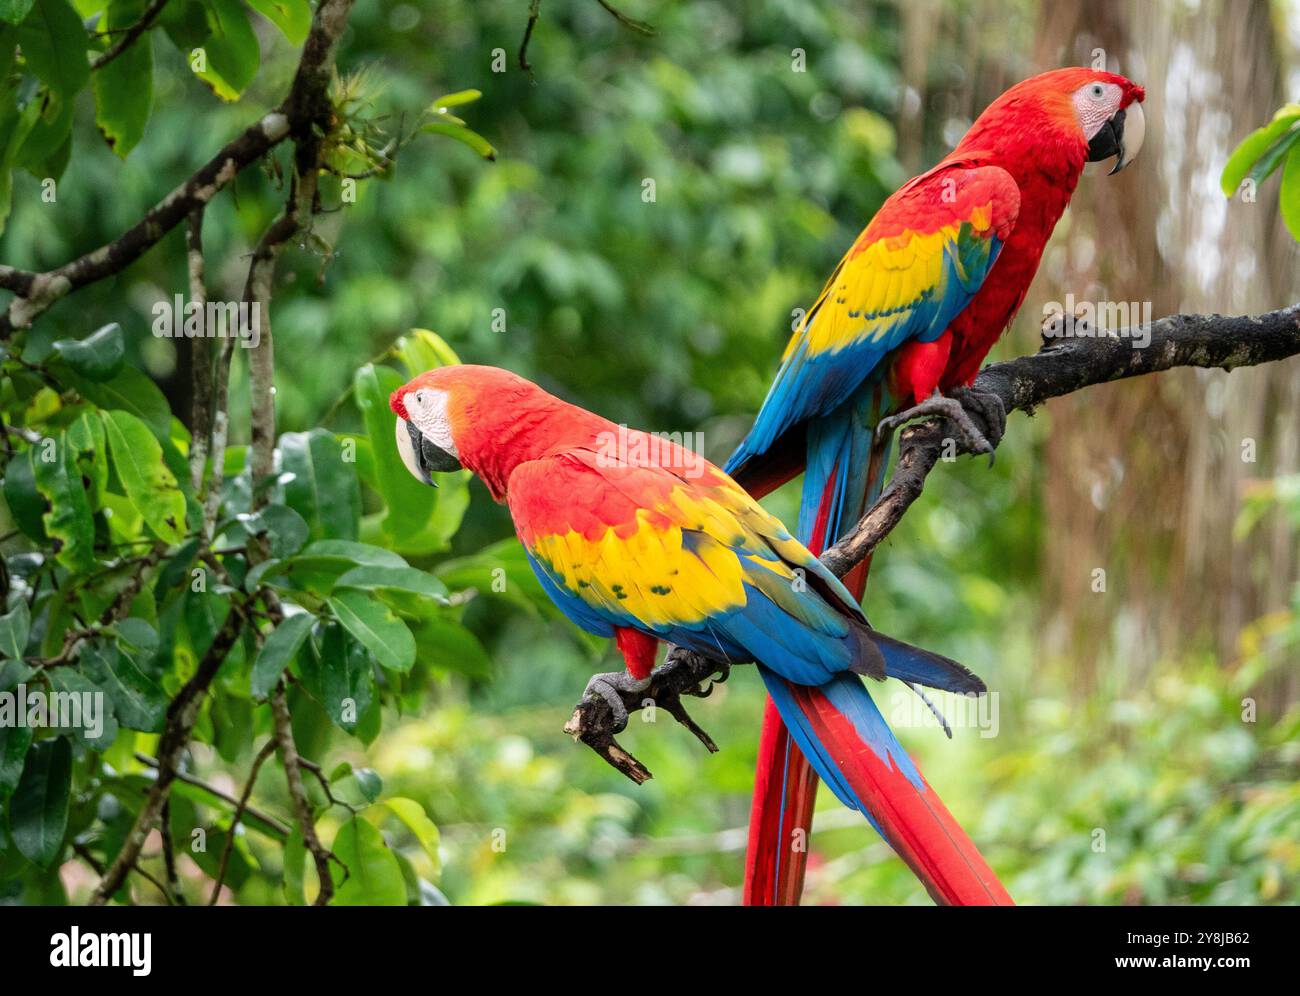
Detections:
[1221, 103, 1300, 240]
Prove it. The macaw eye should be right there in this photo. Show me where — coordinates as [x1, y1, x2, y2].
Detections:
[1090, 83, 1105, 100]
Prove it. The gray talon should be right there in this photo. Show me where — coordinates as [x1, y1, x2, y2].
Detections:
[582, 671, 652, 732]
[876, 391, 995, 459]
[952, 386, 1007, 457]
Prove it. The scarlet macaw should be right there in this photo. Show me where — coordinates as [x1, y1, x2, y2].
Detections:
[391, 365, 1007, 904]
[724, 68, 1146, 904]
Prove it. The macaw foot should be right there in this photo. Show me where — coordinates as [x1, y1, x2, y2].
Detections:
[875, 390, 999, 464]
[564, 649, 732, 785]
[950, 385, 1007, 452]
[581, 670, 652, 733]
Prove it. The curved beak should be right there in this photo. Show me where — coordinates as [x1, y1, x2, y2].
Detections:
[1089, 99, 1146, 175]
[395, 418, 461, 487]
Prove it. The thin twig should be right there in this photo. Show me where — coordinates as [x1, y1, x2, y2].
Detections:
[208, 738, 278, 905]
[90, 0, 169, 71]
[594, 0, 656, 35]
[519, 0, 542, 72]
[159, 799, 184, 904]
[132, 751, 291, 839]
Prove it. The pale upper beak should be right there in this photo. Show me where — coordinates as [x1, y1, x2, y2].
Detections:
[1087, 99, 1146, 175]
[1111, 99, 1145, 174]
[395, 418, 461, 487]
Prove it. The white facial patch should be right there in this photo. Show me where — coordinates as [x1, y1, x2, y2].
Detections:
[403, 388, 457, 456]
[1072, 80, 1123, 140]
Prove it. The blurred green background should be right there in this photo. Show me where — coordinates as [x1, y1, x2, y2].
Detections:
[4, 0, 1299, 904]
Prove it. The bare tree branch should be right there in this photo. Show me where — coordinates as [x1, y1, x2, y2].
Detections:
[566, 302, 1300, 782]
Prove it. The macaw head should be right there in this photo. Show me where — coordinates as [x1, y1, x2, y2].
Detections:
[390, 364, 602, 500]
[956, 67, 1146, 176]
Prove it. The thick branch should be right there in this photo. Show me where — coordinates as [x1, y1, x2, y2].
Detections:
[567, 302, 1300, 779]
[823, 302, 1300, 573]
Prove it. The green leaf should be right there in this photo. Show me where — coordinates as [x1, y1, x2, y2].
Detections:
[51, 323, 125, 381]
[279, 429, 361, 542]
[67, 408, 108, 497]
[81, 640, 166, 732]
[158, 0, 207, 49]
[15, 0, 89, 96]
[210, 689, 251, 763]
[0, 600, 30, 659]
[282, 826, 306, 905]
[194, 0, 259, 102]
[33, 431, 94, 570]
[395, 328, 460, 380]
[1247, 127, 1300, 188]
[101, 409, 187, 543]
[92, 0, 152, 156]
[0, 93, 41, 241]
[154, 536, 202, 595]
[264, 540, 408, 595]
[333, 565, 449, 604]
[9, 737, 71, 867]
[300, 621, 374, 734]
[351, 767, 382, 802]
[2, 449, 47, 541]
[421, 121, 497, 161]
[250, 611, 314, 699]
[247, 0, 308, 44]
[429, 89, 483, 111]
[436, 537, 552, 614]
[241, 503, 310, 559]
[332, 816, 405, 906]
[1279, 143, 1300, 242]
[65, 365, 172, 439]
[0, 0, 35, 25]
[1221, 104, 1300, 196]
[379, 797, 441, 879]
[409, 616, 492, 679]
[45, 668, 118, 748]
[0, 723, 31, 802]
[328, 591, 415, 673]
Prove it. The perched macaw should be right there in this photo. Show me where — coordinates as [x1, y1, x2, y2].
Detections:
[724, 68, 1146, 904]
[391, 364, 1008, 904]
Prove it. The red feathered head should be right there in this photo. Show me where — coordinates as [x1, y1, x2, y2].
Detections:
[954, 67, 1146, 176]
[390, 365, 607, 500]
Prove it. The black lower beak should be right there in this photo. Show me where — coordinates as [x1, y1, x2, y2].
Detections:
[1087, 107, 1126, 173]
[406, 420, 461, 487]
